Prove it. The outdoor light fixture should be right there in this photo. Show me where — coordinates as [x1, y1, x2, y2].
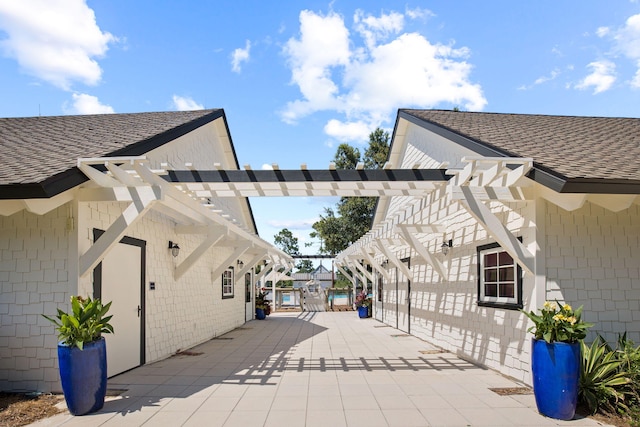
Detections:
[441, 239, 453, 256]
[168, 241, 180, 258]
[237, 260, 244, 268]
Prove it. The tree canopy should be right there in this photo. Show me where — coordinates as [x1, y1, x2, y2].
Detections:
[273, 228, 314, 273]
[310, 128, 390, 255]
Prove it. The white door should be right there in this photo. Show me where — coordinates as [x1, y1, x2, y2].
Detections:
[100, 241, 142, 377]
[245, 271, 253, 321]
[397, 258, 411, 334]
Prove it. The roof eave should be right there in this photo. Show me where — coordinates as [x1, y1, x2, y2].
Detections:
[400, 110, 640, 196]
[0, 110, 225, 200]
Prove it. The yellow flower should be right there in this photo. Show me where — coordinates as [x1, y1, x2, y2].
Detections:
[563, 304, 572, 312]
[543, 301, 557, 311]
[553, 314, 566, 322]
[567, 316, 577, 325]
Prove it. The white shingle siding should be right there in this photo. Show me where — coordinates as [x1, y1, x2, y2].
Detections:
[1, 120, 252, 392]
[544, 201, 640, 345]
[374, 120, 640, 385]
[0, 206, 71, 392]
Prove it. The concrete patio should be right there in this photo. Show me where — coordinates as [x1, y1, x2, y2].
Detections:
[31, 312, 610, 427]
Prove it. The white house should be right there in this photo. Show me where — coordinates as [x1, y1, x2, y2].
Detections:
[336, 109, 640, 384]
[0, 110, 293, 392]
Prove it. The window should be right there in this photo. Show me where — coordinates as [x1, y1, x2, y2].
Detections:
[477, 242, 522, 309]
[222, 267, 234, 299]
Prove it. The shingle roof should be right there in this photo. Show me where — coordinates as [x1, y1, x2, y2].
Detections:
[402, 109, 640, 192]
[0, 109, 223, 198]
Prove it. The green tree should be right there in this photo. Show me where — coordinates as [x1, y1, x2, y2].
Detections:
[333, 143, 360, 169]
[273, 228, 315, 273]
[311, 127, 390, 255]
[296, 259, 315, 273]
[273, 228, 299, 255]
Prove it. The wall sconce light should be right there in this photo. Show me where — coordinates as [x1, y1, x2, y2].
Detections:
[381, 259, 389, 268]
[441, 239, 453, 256]
[168, 241, 180, 258]
[237, 260, 244, 269]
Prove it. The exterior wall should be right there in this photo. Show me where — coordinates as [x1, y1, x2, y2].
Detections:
[544, 201, 640, 345]
[374, 122, 537, 383]
[374, 120, 640, 384]
[78, 204, 247, 365]
[0, 205, 73, 392]
[1, 119, 254, 392]
[375, 191, 536, 383]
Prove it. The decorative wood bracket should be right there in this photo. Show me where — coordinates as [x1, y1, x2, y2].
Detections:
[175, 230, 227, 280]
[210, 242, 252, 282]
[395, 224, 447, 280]
[373, 240, 412, 279]
[79, 185, 161, 276]
[458, 186, 535, 275]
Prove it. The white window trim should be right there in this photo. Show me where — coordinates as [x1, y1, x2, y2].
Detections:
[477, 242, 522, 309]
[222, 267, 234, 299]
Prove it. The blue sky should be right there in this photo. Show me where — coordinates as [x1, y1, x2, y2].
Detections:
[1, 1, 640, 256]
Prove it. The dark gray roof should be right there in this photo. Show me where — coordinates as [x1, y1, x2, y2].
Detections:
[401, 109, 640, 193]
[0, 109, 224, 198]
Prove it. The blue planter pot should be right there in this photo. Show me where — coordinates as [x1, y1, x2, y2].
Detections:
[256, 308, 266, 320]
[58, 338, 107, 416]
[357, 306, 369, 318]
[531, 338, 580, 420]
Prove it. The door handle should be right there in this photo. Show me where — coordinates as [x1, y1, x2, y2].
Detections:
[137, 305, 141, 317]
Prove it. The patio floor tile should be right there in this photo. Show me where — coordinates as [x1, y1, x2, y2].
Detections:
[28, 312, 615, 427]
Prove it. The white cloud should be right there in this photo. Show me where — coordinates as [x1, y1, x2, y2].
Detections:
[324, 119, 373, 143]
[65, 93, 114, 114]
[613, 14, 640, 59]
[0, 0, 116, 90]
[172, 95, 204, 111]
[575, 60, 616, 93]
[404, 6, 435, 21]
[354, 9, 404, 50]
[632, 69, 640, 88]
[261, 163, 274, 170]
[596, 26, 610, 37]
[597, 13, 640, 88]
[266, 218, 318, 229]
[534, 69, 560, 85]
[281, 9, 486, 142]
[231, 40, 251, 73]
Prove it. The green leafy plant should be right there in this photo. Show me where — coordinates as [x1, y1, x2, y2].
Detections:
[255, 291, 271, 314]
[521, 300, 593, 343]
[43, 295, 114, 350]
[579, 337, 632, 415]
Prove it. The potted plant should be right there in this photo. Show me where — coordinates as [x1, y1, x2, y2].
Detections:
[255, 291, 270, 320]
[355, 291, 372, 318]
[521, 301, 592, 420]
[43, 295, 114, 416]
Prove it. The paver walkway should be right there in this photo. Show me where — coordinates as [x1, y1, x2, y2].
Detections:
[31, 312, 610, 427]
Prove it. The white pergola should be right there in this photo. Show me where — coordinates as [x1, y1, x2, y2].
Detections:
[334, 155, 640, 290]
[71, 157, 449, 285]
[4, 155, 636, 290]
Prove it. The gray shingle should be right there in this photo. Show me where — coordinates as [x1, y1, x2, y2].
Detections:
[403, 109, 640, 182]
[0, 109, 221, 187]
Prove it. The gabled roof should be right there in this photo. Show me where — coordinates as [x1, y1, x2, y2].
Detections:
[0, 109, 225, 199]
[401, 109, 640, 193]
